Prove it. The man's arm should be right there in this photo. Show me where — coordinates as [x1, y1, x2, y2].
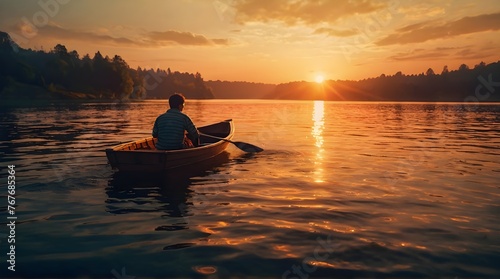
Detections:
[185, 117, 200, 146]
[152, 118, 159, 138]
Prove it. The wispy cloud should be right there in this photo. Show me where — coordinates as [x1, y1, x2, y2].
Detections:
[232, 0, 386, 26]
[396, 2, 447, 20]
[147, 30, 229, 46]
[12, 22, 229, 47]
[314, 27, 360, 37]
[389, 47, 455, 61]
[389, 45, 499, 61]
[46, 24, 141, 45]
[376, 12, 500, 45]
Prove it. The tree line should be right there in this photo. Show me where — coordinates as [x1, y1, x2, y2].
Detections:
[141, 68, 214, 99]
[270, 61, 500, 101]
[0, 31, 213, 100]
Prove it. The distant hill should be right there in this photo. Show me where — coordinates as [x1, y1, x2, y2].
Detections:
[205, 80, 276, 99]
[268, 61, 500, 102]
[0, 31, 214, 101]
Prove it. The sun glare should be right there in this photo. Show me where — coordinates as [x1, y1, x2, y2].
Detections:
[315, 75, 324, 84]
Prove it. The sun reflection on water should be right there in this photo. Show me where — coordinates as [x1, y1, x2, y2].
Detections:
[312, 100, 325, 183]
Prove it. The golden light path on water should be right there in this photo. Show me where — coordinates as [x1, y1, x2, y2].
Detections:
[312, 100, 325, 183]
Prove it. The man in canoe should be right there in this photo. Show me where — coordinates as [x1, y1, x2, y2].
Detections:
[152, 93, 200, 150]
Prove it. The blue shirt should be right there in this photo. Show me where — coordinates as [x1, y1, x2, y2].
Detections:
[152, 109, 199, 150]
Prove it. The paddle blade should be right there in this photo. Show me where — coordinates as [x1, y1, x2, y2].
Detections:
[233, 141, 264, 153]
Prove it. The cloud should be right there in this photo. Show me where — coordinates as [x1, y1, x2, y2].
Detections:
[376, 12, 500, 46]
[396, 2, 447, 20]
[11, 21, 229, 47]
[46, 24, 141, 45]
[453, 45, 500, 60]
[11, 21, 141, 46]
[388, 47, 454, 61]
[314, 27, 360, 37]
[148, 30, 228, 45]
[388, 45, 499, 61]
[232, 0, 386, 26]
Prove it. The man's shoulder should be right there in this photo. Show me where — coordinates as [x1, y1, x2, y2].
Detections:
[155, 112, 168, 120]
[157, 109, 190, 123]
[166, 109, 186, 116]
[167, 109, 191, 119]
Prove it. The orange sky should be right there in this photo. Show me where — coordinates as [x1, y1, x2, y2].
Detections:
[1, 0, 499, 83]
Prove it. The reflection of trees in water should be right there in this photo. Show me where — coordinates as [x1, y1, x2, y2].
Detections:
[105, 151, 232, 221]
[0, 109, 19, 162]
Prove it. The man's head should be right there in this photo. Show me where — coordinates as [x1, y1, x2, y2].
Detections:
[169, 93, 185, 110]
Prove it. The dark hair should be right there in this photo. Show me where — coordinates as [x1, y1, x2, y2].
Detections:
[169, 93, 185, 109]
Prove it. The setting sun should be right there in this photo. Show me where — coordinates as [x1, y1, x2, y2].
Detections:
[315, 75, 325, 84]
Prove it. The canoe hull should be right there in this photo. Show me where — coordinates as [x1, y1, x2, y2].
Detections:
[105, 119, 234, 172]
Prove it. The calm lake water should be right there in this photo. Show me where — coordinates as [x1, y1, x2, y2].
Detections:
[1, 100, 499, 278]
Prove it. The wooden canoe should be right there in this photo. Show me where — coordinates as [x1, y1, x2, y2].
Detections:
[105, 119, 234, 172]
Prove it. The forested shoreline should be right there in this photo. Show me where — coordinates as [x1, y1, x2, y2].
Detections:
[0, 31, 213, 101]
[269, 62, 500, 101]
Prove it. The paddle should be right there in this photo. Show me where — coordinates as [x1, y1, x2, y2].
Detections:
[200, 133, 264, 153]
